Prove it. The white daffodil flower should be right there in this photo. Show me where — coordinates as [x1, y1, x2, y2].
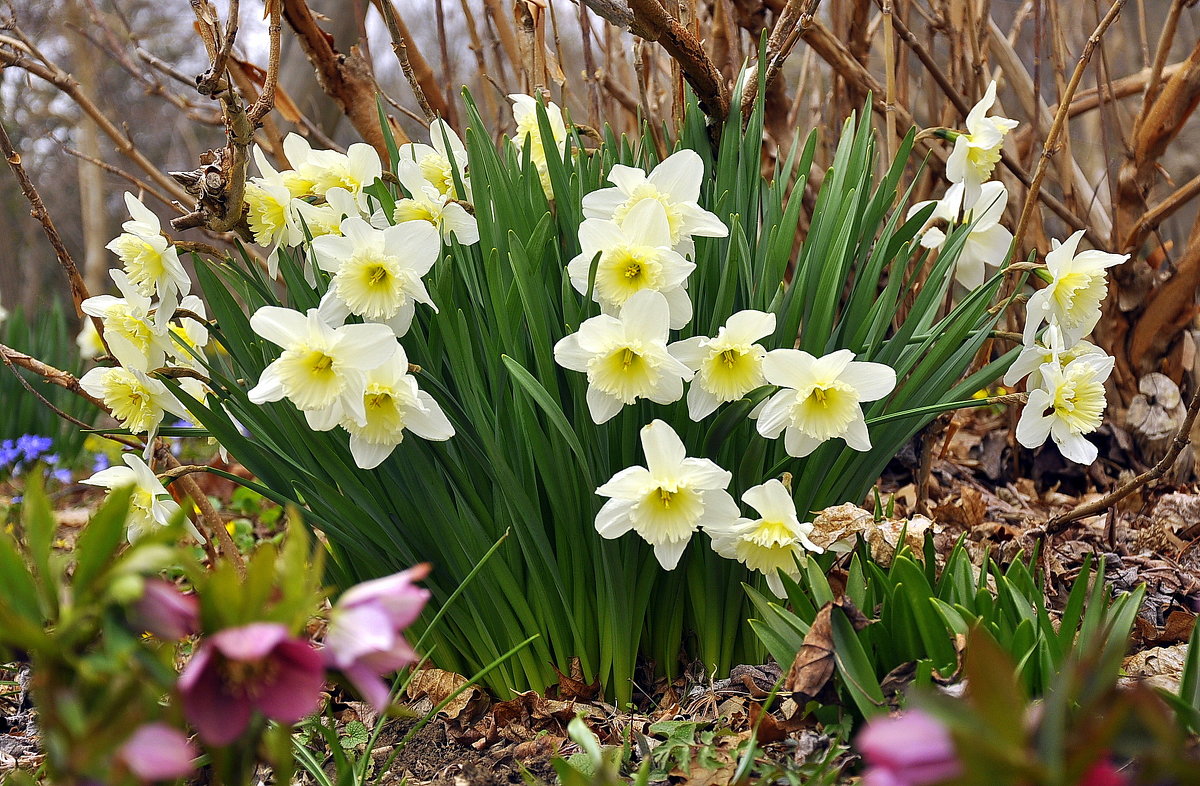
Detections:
[1016, 353, 1114, 464]
[553, 289, 694, 424]
[757, 349, 897, 458]
[106, 192, 190, 312]
[244, 177, 297, 253]
[393, 162, 479, 246]
[398, 118, 470, 200]
[582, 149, 729, 257]
[946, 80, 1019, 206]
[670, 310, 775, 421]
[594, 419, 739, 570]
[567, 199, 695, 328]
[509, 93, 568, 197]
[247, 306, 398, 432]
[341, 345, 454, 469]
[907, 181, 1013, 289]
[307, 142, 383, 199]
[82, 453, 200, 542]
[1003, 323, 1106, 390]
[254, 136, 320, 199]
[81, 270, 173, 371]
[310, 216, 441, 337]
[79, 365, 188, 439]
[1023, 230, 1128, 346]
[707, 478, 822, 597]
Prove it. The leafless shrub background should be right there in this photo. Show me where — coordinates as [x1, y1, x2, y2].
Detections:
[5, 0, 1200, 406]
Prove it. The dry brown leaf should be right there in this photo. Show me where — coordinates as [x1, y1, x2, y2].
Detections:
[785, 598, 871, 703]
[406, 668, 485, 720]
[1121, 644, 1189, 694]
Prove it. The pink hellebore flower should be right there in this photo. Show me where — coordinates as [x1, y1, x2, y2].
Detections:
[324, 564, 431, 711]
[130, 579, 198, 640]
[117, 722, 198, 782]
[1079, 757, 1129, 786]
[857, 709, 962, 786]
[178, 622, 325, 746]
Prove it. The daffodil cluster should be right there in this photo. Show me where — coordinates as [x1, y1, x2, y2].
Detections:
[918, 81, 1127, 464]
[549, 147, 899, 590]
[241, 131, 459, 470]
[78, 193, 214, 539]
[80, 195, 211, 445]
[1010, 235, 1127, 463]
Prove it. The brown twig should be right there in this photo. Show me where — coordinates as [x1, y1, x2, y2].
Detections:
[626, 0, 730, 123]
[1042, 383, 1200, 537]
[155, 445, 241, 574]
[1012, 0, 1129, 255]
[375, 0, 438, 123]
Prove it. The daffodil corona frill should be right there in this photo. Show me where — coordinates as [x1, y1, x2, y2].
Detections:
[582, 149, 729, 257]
[594, 420, 739, 569]
[340, 346, 454, 470]
[669, 310, 775, 421]
[1016, 353, 1114, 464]
[568, 199, 695, 328]
[946, 80, 1018, 207]
[706, 479, 822, 597]
[311, 216, 441, 337]
[553, 289, 694, 424]
[1023, 230, 1128, 347]
[757, 349, 897, 458]
[81, 453, 201, 542]
[247, 306, 399, 432]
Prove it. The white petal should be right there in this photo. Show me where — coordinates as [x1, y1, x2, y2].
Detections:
[838, 361, 896, 401]
[648, 149, 703, 201]
[784, 427, 824, 458]
[349, 434, 396, 469]
[678, 457, 732, 490]
[669, 336, 709, 368]
[640, 419, 687, 476]
[596, 465, 655, 500]
[741, 479, 796, 522]
[722, 310, 775, 344]
[594, 498, 635, 538]
[686, 383, 721, 421]
[621, 199, 673, 248]
[762, 349, 815, 389]
[653, 538, 690, 570]
[248, 364, 286, 403]
[619, 289, 670, 341]
[756, 392, 795, 439]
[406, 392, 455, 441]
[586, 386, 624, 424]
[250, 306, 310, 348]
[842, 414, 872, 451]
[333, 324, 399, 370]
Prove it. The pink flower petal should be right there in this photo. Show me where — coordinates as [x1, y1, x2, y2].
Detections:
[179, 643, 252, 746]
[342, 661, 393, 713]
[324, 604, 397, 669]
[254, 637, 325, 725]
[119, 723, 198, 781]
[211, 622, 290, 661]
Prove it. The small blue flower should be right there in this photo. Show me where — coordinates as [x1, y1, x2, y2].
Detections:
[16, 435, 53, 462]
[52, 468, 73, 484]
[44, 453, 60, 466]
[171, 419, 194, 430]
[91, 453, 111, 472]
[0, 439, 20, 466]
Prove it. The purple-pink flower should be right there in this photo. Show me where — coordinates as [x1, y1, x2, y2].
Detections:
[117, 722, 197, 782]
[323, 564, 431, 711]
[130, 579, 198, 640]
[178, 622, 325, 745]
[857, 709, 962, 786]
